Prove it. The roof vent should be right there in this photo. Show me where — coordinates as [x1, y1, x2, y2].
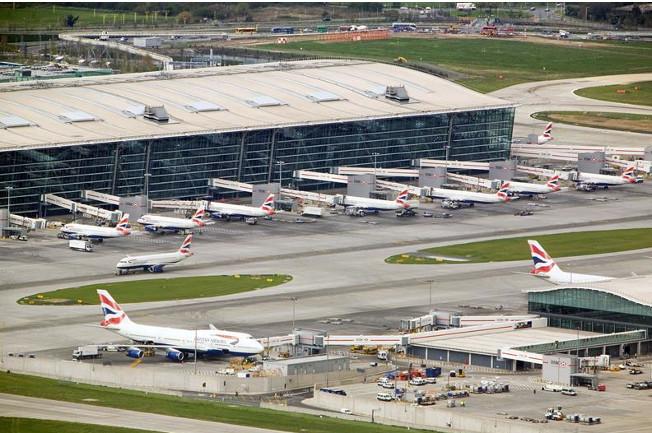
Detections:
[122, 105, 145, 118]
[184, 100, 225, 113]
[306, 91, 342, 103]
[0, 115, 32, 129]
[246, 95, 284, 108]
[363, 85, 386, 98]
[144, 105, 169, 123]
[385, 85, 410, 102]
[59, 110, 96, 123]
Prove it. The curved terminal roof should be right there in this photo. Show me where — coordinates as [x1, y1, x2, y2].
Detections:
[525, 275, 652, 308]
[0, 59, 513, 151]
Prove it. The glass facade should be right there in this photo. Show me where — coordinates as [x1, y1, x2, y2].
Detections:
[1, 108, 514, 215]
[529, 289, 652, 334]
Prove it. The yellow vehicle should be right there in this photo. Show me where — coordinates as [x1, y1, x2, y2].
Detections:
[235, 27, 257, 34]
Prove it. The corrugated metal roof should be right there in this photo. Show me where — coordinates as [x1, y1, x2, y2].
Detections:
[0, 59, 513, 151]
[525, 275, 652, 308]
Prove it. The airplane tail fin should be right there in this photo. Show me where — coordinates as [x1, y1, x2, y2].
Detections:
[116, 214, 131, 235]
[546, 175, 561, 191]
[622, 166, 637, 183]
[543, 122, 552, 139]
[496, 182, 512, 202]
[98, 289, 131, 329]
[178, 234, 193, 256]
[191, 208, 206, 227]
[527, 240, 561, 277]
[260, 194, 276, 215]
[395, 189, 410, 208]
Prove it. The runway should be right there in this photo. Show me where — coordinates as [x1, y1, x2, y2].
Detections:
[0, 393, 281, 433]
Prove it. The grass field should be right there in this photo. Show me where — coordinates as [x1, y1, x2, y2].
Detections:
[386, 228, 652, 264]
[0, 5, 161, 29]
[532, 111, 652, 134]
[18, 275, 292, 305]
[0, 372, 433, 433]
[575, 81, 652, 107]
[0, 418, 160, 433]
[259, 38, 652, 92]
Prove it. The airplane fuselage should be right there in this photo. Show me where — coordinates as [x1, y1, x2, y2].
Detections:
[208, 202, 268, 218]
[577, 172, 638, 186]
[138, 215, 199, 231]
[110, 323, 263, 356]
[61, 224, 127, 239]
[504, 181, 556, 195]
[116, 252, 188, 270]
[338, 195, 412, 211]
[427, 188, 507, 204]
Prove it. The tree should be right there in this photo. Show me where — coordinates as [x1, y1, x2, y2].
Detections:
[64, 15, 79, 28]
[177, 11, 192, 25]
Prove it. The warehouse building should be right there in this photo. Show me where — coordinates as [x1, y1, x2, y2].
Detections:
[526, 276, 652, 357]
[0, 59, 515, 215]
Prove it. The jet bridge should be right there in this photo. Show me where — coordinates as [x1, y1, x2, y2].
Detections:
[418, 158, 568, 180]
[9, 214, 47, 230]
[41, 193, 121, 222]
[333, 167, 494, 190]
[208, 178, 336, 206]
[81, 190, 120, 206]
[293, 170, 422, 196]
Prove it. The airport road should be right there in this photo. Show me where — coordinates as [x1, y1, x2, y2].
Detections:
[1, 185, 651, 353]
[491, 72, 652, 147]
[0, 393, 281, 433]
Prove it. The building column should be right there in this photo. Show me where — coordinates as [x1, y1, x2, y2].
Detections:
[236, 132, 247, 182]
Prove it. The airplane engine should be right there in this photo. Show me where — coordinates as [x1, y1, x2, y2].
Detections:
[144, 225, 158, 233]
[148, 265, 164, 273]
[126, 347, 144, 359]
[165, 348, 185, 362]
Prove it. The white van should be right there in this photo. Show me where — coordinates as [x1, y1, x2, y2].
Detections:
[377, 392, 394, 401]
[561, 387, 577, 396]
[69, 239, 93, 252]
[542, 383, 563, 392]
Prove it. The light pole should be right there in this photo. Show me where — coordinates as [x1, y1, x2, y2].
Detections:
[371, 152, 380, 175]
[289, 296, 298, 332]
[5, 186, 14, 216]
[144, 173, 152, 211]
[276, 160, 285, 188]
[425, 279, 434, 312]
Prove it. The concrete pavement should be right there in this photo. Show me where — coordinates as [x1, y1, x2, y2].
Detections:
[0, 393, 282, 433]
[491, 73, 652, 148]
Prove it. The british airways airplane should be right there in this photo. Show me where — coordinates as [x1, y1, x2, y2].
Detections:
[137, 208, 210, 233]
[426, 183, 515, 206]
[208, 194, 275, 221]
[528, 240, 612, 285]
[500, 175, 562, 197]
[115, 234, 194, 274]
[536, 122, 553, 145]
[60, 214, 130, 240]
[576, 166, 643, 188]
[97, 290, 264, 361]
[335, 189, 417, 216]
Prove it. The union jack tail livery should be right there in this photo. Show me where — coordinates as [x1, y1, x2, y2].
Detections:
[395, 189, 411, 208]
[116, 214, 131, 236]
[528, 240, 556, 276]
[496, 183, 512, 202]
[260, 194, 276, 215]
[191, 208, 206, 227]
[98, 289, 130, 329]
[178, 234, 193, 256]
[622, 166, 637, 183]
[546, 175, 561, 192]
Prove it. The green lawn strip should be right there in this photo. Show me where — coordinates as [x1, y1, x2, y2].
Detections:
[575, 81, 652, 107]
[0, 417, 161, 433]
[0, 372, 433, 433]
[256, 38, 652, 93]
[0, 5, 156, 29]
[386, 228, 652, 264]
[18, 275, 292, 305]
[531, 111, 652, 134]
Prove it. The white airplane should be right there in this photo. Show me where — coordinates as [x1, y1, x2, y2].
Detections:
[426, 183, 514, 206]
[537, 122, 553, 144]
[528, 240, 612, 285]
[60, 214, 130, 240]
[97, 289, 264, 361]
[137, 208, 210, 233]
[116, 234, 194, 274]
[576, 166, 643, 188]
[208, 194, 275, 221]
[501, 175, 561, 197]
[335, 189, 417, 216]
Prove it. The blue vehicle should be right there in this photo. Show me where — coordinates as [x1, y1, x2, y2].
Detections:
[272, 27, 295, 34]
[391, 22, 417, 32]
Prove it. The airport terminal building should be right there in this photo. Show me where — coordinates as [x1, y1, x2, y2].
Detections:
[0, 59, 515, 215]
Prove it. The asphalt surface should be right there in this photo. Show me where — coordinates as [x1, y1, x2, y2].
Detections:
[491, 72, 652, 148]
[0, 393, 282, 433]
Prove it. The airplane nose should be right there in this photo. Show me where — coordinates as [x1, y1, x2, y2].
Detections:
[254, 340, 264, 353]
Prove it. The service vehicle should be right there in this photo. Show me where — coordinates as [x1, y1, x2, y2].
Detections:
[72, 345, 102, 360]
[542, 383, 564, 392]
[561, 387, 577, 396]
[409, 377, 427, 386]
[377, 392, 394, 401]
[69, 239, 93, 252]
